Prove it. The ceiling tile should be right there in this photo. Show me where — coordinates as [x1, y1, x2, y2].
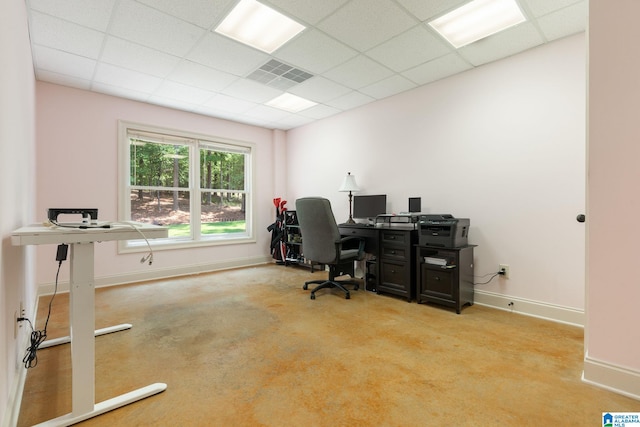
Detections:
[101, 37, 181, 78]
[270, 114, 316, 129]
[458, 22, 545, 67]
[325, 91, 375, 110]
[93, 63, 163, 94]
[264, 0, 349, 25]
[520, 0, 585, 18]
[288, 76, 351, 103]
[147, 96, 199, 112]
[29, 11, 105, 59]
[221, 79, 283, 104]
[187, 33, 270, 76]
[244, 104, 293, 122]
[109, 0, 206, 57]
[323, 55, 394, 89]
[366, 25, 452, 72]
[202, 94, 257, 114]
[359, 75, 417, 100]
[153, 81, 215, 105]
[536, 1, 587, 42]
[36, 70, 91, 91]
[274, 29, 358, 74]
[27, 0, 117, 31]
[317, 0, 417, 51]
[136, 0, 236, 29]
[33, 45, 96, 80]
[394, 0, 468, 22]
[168, 61, 239, 92]
[298, 104, 342, 120]
[92, 82, 150, 102]
[402, 53, 472, 86]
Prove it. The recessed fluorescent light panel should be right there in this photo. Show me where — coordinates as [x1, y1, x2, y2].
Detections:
[428, 0, 526, 48]
[266, 93, 317, 113]
[215, 0, 305, 53]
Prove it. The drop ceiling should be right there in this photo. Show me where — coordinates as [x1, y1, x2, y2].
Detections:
[25, 0, 587, 130]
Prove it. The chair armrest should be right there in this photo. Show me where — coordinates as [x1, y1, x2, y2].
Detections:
[336, 236, 365, 261]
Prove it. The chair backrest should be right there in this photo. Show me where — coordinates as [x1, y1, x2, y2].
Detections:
[295, 197, 341, 264]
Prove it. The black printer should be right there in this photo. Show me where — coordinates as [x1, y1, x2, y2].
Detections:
[419, 214, 470, 248]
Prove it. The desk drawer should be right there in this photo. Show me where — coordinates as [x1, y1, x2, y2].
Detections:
[381, 230, 408, 245]
[422, 265, 456, 300]
[339, 227, 377, 240]
[379, 259, 413, 301]
[381, 245, 407, 260]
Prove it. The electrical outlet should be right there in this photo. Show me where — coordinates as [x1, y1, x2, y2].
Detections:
[15, 301, 25, 338]
[499, 264, 510, 279]
[14, 310, 19, 338]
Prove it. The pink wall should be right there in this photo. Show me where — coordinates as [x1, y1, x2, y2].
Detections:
[585, 0, 640, 384]
[35, 83, 277, 286]
[287, 34, 586, 313]
[1, 0, 36, 423]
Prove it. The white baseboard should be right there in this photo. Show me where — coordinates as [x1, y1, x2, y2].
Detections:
[2, 366, 26, 427]
[583, 354, 640, 401]
[473, 289, 585, 327]
[3, 323, 31, 427]
[37, 255, 272, 295]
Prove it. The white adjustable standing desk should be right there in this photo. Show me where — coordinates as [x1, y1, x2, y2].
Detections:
[12, 222, 168, 427]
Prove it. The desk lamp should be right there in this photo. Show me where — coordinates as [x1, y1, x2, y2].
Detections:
[338, 172, 360, 224]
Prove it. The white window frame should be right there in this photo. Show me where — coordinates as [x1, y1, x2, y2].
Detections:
[118, 121, 256, 253]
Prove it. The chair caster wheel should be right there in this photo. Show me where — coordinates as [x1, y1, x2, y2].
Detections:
[303, 284, 308, 290]
[310, 294, 316, 300]
[345, 293, 350, 299]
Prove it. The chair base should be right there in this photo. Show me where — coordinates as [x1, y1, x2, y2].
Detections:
[303, 279, 360, 300]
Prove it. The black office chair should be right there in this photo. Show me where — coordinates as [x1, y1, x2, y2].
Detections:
[295, 197, 365, 299]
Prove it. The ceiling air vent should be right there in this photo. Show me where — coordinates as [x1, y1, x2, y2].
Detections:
[247, 59, 313, 91]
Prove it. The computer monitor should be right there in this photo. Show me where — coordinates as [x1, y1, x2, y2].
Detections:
[353, 194, 387, 219]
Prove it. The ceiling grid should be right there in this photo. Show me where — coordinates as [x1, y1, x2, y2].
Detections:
[25, 0, 587, 130]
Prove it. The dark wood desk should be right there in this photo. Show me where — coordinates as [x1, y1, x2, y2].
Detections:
[339, 224, 417, 301]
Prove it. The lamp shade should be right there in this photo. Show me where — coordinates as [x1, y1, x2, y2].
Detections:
[338, 172, 360, 192]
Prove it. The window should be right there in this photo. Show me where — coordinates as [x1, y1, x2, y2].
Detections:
[119, 121, 254, 250]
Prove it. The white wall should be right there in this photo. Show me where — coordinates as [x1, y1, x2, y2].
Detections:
[286, 34, 586, 318]
[583, 0, 640, 399]
[34, 83, 278, 290]
[0, 0, 36, 425]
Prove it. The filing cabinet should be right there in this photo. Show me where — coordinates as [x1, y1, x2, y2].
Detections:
[377, 229, 417, 301]
[416, 245, 475, 314]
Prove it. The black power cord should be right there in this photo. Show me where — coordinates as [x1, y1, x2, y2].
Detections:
[21, 244, 67, 369]
[473, 269, 506, 286]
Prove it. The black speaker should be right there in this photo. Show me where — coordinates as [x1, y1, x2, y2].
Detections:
[409, 197, 421, 213]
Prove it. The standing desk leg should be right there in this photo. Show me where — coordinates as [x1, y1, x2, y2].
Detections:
[33, 242, 166, 427]
[70, 242, 96, 415]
